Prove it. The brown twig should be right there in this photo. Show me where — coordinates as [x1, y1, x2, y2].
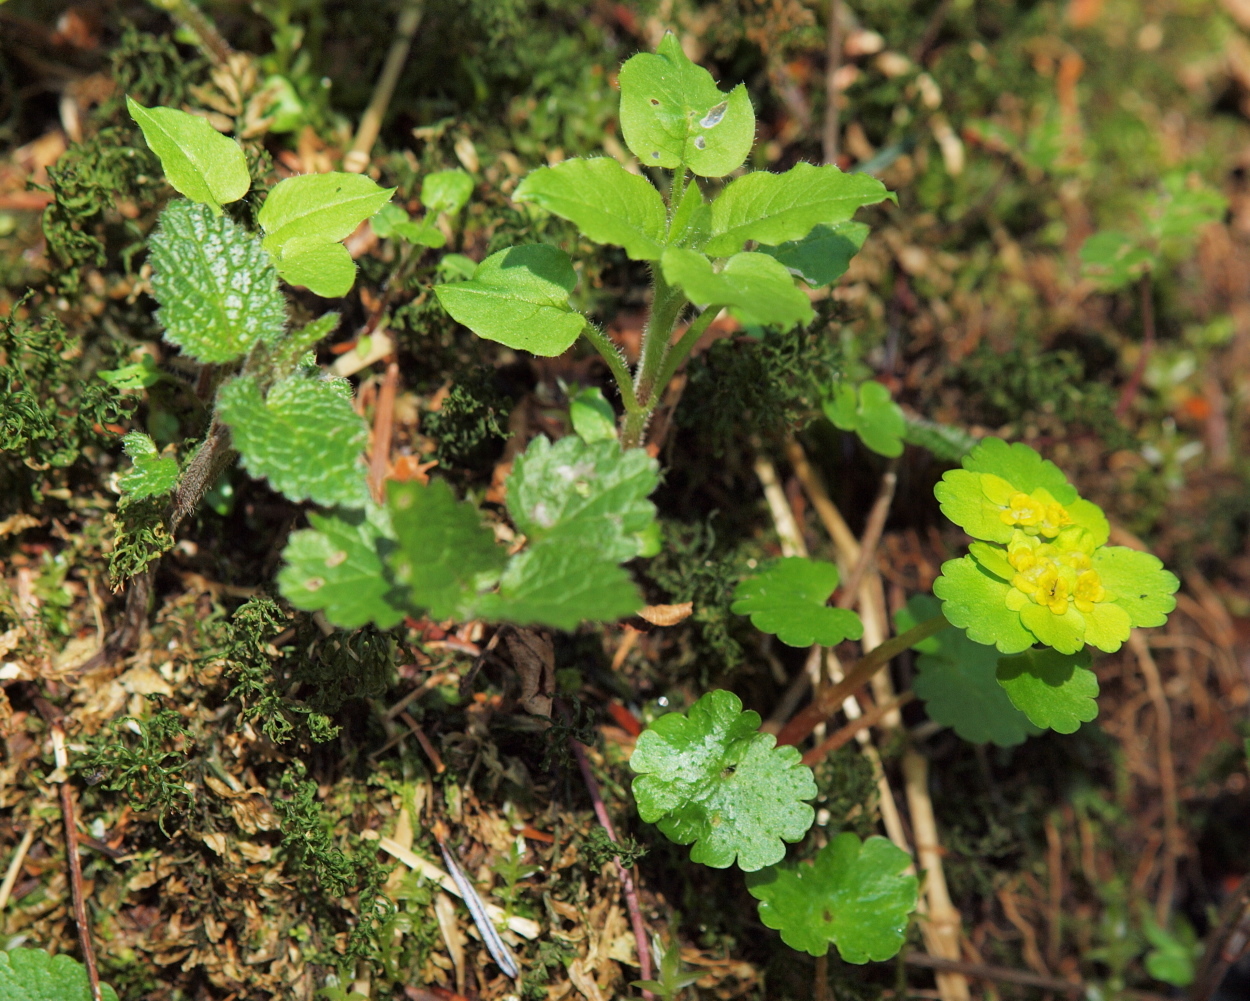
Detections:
[344, 0, 423, 172]
[370, 361, 400, 502]
[1115, 272, 1154, 420]
[822, 0, 843, 164]
[398, 711, 445, 774]
[1129, 630, 1178, 922]
[800, 691, 914, 766]
[784, 436, 860, 564]
[835, 460, 897, 607]
[904, 953, 1079, 995]
[560, 706, 653, 998]
[1192, 872, 1250, 1001]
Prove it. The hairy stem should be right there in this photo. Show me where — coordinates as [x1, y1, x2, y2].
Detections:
[652, 304, 720, 392]
[582, 320, 642, 413]
[621, 273, 687, 449]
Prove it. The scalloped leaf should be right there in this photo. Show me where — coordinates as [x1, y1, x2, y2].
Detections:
[745, 833, 918, 962]
[1091, 546, 1180, 628]
[0, 947, 119, 1001]
[127, 98, 249, 212]
[731, 557, 863, 647]
[824, 381, 906, 458]
[118, 431, 179, 502]
[660, 249, 814, 328]
[959, 437, 1078, 502]
[277, 503, 405, 629]
[216, 373, 369, 507]
[514, 158, 668, 261]
[932, 556, 1036, 654]
[705, 163, 891, 257]
[760, 221, 869, 287]
[996, 647, 1098, 733]
[148, 200, 287, 363]
[434, 245, 586, 356]
[386, 478, 506, 621]
[630, 689, 816, 871]
[896, 595, 1040, 747]
[618, 33, 754, 177]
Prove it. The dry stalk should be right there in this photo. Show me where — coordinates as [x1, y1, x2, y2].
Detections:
[369, 360, 400, 501]
[344, 0, 424, 173]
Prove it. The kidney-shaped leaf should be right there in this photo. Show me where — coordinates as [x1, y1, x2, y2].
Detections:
[630, 689, 817, 871]
[618, 33, 754, 177]
[731, 557, 863, 647]
[996, 647, 1098, 733]
[127, 98, 249, 212]
[661, 248, 814, 328]
[514, 157, 668, 261]
[0, 947, 119, 1001]
[434, 244, 586, 356]
[746, 832, 918, 962]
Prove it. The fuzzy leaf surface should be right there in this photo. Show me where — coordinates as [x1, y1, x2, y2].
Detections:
[0, 948, 119, 1001]
[760, 221, 869, 287]
[630, 689, 816, 871]
[731, 557, 863, 647]
[746, 833, 918, 962]
[824, 381, 906, 457]
[932, 556, 1037, 654]
[118, 431, 179, 502]
[127, 98, 249, 212]
[434, 245, 585, 356]
[996, 648, 1098, 733]
[618, 33, 754, 177]
[421, 169, 474, 214]
[387, 479, 506, 621]
[273, 236, 356, 297]
[896, 595, 1039, 746]
[660, 249, 814, 328]
[148, 201, 287, 363]
[259, 171, 395, 255]
[705, 163, 891, 257]
[477, 544, 643, 630]
[278, 504, 404, 629]
[216, 373, 369, 507]
[514, 158, 667, 260]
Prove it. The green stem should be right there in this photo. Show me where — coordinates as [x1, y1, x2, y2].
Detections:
[621, 272, 687, 449]
[582, 321, 641, 414]
[670, 169, 688, 212]
[653, 304, 720, 391]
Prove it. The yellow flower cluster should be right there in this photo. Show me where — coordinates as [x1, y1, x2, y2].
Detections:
[1007, 532, 1107, 617]
[998, 490, 1073, 539]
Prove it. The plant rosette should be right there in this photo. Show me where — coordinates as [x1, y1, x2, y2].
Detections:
[933, 438, 1179, 654]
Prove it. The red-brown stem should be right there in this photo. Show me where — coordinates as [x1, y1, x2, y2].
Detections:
[370, 360, 400, 502]
[566, 735, 653, 997]
[1115, 272, 1154, 420]
[800, 691, 915, 766]
[822, 0, 842, 164]
[60, 780, 101, 1001]
[398, 710, 445, 774]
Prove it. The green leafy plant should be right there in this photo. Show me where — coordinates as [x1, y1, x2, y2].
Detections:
[824, 380, 907, 457]
[0, 947, 119, 1001]
[731, 557, 863, 647]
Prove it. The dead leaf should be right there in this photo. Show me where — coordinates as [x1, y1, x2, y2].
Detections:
[506, 629, 555, 717]
[635, 603, 693, 627]
[567, 958, 606, 1001]
[434, 891, 467, 996]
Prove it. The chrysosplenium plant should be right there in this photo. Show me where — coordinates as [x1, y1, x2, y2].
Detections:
[111, 38, 1182, 977]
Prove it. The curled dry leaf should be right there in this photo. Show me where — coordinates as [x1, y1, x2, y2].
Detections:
[636, 602, 694, 626]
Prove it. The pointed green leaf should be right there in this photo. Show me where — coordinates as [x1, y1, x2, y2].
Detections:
[386, 479, 506, 621]
[569, 386, 618, 442]
[273, 236, 356, 297]
[421, 169, 474, 214]
[661, 248, 814, 328]
[216, 373, 369, 507]
[731, 557, 863, 647]
[0, 947, 119, 1001]
[514, 158, 667, 260]
[896, 595, 1040, 747]
[630, 689, 816, 871]
[277, 503, 405, 629]
[259, 171, 396, 255]
[705, 163, 891, 257]
[618, 33, 755, 177]
[996, 647, 1098, 733]
[761, 221, 869, 287]
[746, 832, 918, 962]
[148, 200, 287, 363]
[118, 431, 179, 502]
[127, 97, 249, 212]
[1090, 546, 1179, 628]
[932, 556, 1037, 654]
[434, 245, 586, 356]
[670, 179, 712, 248]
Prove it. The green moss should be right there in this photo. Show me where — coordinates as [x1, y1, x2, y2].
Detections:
[424, 369, 512, 472]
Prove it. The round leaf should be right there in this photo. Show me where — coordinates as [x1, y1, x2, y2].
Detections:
[995, 647, 1098, 733]
[273, 236, 357, 298]
[731, 557, 864, 647]
[932, 556, 1036, 654]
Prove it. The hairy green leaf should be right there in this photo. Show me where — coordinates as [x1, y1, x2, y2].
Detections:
[217, 373, 369, 507]
[760, 221, 869, 287]
[569, 385, 618, 442]
[618, 33, 754, 177]
[387, 479, 506, 620]
[477, 543, 643, 629]
[434, 244, 586, 356]
[731, 557, 863, 647]
[259, 172, 395, 256]
[996, 647, 1098, 733]
[0, 947, 119, 1001]
[118, 431, 179, 502]
[630, 689, 816, 871]
[746, 832, 918, 962]
[127, 97, 249, 212]
[824, 381, 906, 457]
[705, 163, 891, 257]
[661, 249, 814, 328]
[277, 503, 405, 629]
[932, 556, 1037, 654]
[1079, 230, 1152, 290]
[421, 169, 474, 214]
[148, 200, 287, 363]
[896, 595, 1039, 746]
[515, 157, 668, 261]
[669, 180, 712, 248]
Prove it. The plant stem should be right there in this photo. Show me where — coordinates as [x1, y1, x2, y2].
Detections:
[775, 612, 949, 747]
[621, 273, 687, 449]
[670, 168, 688, 212]
[582, 321, 642, 413]
[823, 0, 843, 164]
[344, 0, 423, 173]
[652, 304, 720, 392]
